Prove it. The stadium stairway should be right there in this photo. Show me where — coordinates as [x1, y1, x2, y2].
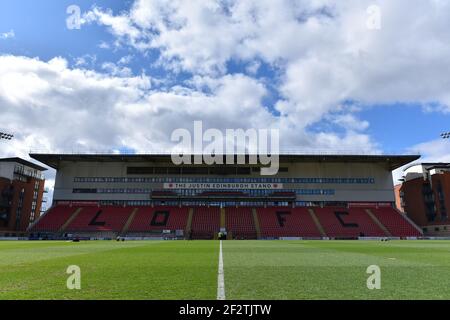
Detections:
[220, 207, 233, 240]
[251, 208, 262, 239]
[65, 206, 133, 233]
[313, 207, 387, 238]
[220, 208, 226, 229]
[397, 209, 423, 235]
[59, 207, 83, 233]
[371, 207, 423, 237]
[365, 209, 392, 237]
[29, 205, 80, 233]
[308, 208, 327, 237]
[27, 204, 55, 232]
[120, 208, 139, 235]
[185, 208, 194, 239]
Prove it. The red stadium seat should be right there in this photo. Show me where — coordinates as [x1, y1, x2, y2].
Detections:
[257, 207, 321, 238]
[31, 204, 421, 239]
[225, 207, 256, 239]
[191, 207, 220, 239]
[371, 207, 422, 237]
[313, 207, 385, 238]
[128, 206, 189, 232]
[30, 205, 78, 232]
[65, 206, 132, 232]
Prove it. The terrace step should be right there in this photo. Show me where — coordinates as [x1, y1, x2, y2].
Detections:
[27, 204, 55, 232]
[59, 207, 83, 233]
[252, 208, 262, 239]
[121, 208, 139, 235]
[220, 208, 226, 229]
[308, 208, 327, 237]
[395, 208, 423, 235]
[365, 209, 392, 237]
[185, 208, 194, 238]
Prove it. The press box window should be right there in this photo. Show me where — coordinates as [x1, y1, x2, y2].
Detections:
[73, 188, 97, 193]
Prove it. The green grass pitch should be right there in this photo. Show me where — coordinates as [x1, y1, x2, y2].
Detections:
[1, 240, 450, 300]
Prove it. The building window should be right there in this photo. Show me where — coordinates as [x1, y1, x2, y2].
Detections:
[437, 181, 447, 222]
[73, 176, 375, 184]
[422, 183, 436, 222]
[15, 188, 25, 230]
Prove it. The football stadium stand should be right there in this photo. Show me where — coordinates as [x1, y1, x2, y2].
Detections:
[27, 153, 424, 239]
[30, 205, 78, 232]
[128, 206, 189, 233]
[30, 204, 422, 239]
[190, 206, 221, 239]
[370, 207, 422, 237]
[313, 207, 386, 238]
[225, 207, 257, 239]
[257, 207, 322, 238]
[64, 206, 132, 232]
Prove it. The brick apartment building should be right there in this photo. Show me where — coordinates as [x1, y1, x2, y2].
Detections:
[0, 158, 47, 235]
[395, 163, 450, 236]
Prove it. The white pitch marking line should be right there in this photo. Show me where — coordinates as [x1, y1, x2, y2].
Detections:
[217, 240, 226, 300]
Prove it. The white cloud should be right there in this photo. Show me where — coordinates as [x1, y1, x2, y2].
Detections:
[0, 55, 151, 155]
[3, 1, 448, 160]
[118, 55, 133, 65]
[331, 114, 370, 132]
[98, 41, 111, 49]
[101, 62, 133, 77]
[6, 1, 450, 167]
[245, 61, 261, 75]
[74, 54, 97, 68]
[0, 55, 377, 158]
[3, 1, 450, 204]
[83, 7, 142, 43]
[0, 30, 15, 39]
[422, 102, 450, 114]
[0, 53, 382, 207]
[408, 139, 450, 163]
[80, 0, 450, 132]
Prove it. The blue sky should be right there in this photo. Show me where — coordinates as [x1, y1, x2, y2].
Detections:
[0, 1, 152, 73]
[360, 103, 449, 153]
[1, 0, 450, 167]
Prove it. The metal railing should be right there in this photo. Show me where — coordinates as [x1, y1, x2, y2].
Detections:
[29, 148, 420, 156]
[14, 165, 45, 180]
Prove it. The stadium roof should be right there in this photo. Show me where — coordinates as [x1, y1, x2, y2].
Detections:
[0, 157, 47, 171]
[403, 162, 450, 171]
[29, 153, 420, 171]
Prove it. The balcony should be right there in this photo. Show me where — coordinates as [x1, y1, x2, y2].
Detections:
[13, 165, 44, 180]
